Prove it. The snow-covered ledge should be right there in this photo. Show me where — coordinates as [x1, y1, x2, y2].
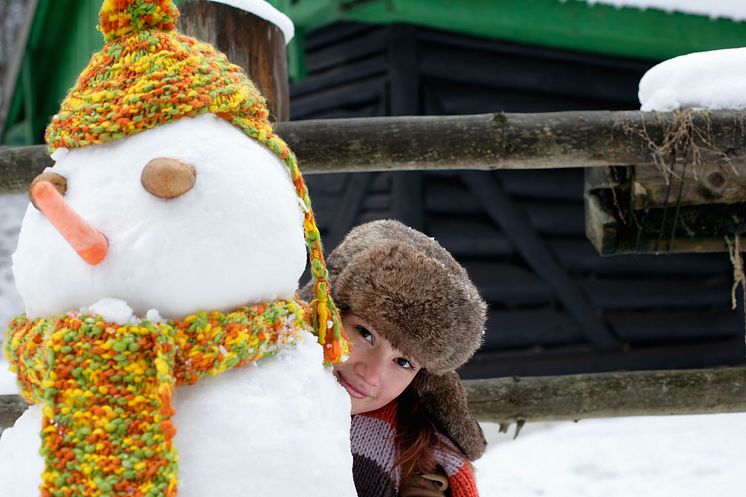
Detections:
[208, 0, 295, 43]
[573, 0, 746, 22]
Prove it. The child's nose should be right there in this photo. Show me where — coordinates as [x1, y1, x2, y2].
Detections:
[354, 356, 383, 387]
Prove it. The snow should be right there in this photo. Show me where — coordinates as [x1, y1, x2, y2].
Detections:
[13, 114, 306, 320]
[0, 357, 16, 394]
[82, 297, 137, 324]
[638, 47, 746, 111]
[475, 413, 746, 496]
[0, 331, 357, 497]
[208, 0, 294, 42]
[0, 108, 356, 496]
[570, 0, 746, 21]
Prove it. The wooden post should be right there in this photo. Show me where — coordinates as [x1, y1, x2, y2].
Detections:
[177, 0, 290, 122]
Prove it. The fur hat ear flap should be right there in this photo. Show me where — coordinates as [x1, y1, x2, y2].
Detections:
[414, 371, 486, 461]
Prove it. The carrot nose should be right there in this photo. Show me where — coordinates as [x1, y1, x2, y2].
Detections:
[30, 180, 109, 265]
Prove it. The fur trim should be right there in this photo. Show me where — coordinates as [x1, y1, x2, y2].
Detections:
[326, 220, 486, 374]
[414, 371, 486, 461]
[301, 220, 488, 458]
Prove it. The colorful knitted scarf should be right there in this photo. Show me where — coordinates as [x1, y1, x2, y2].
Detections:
[4, 299, 309, 497]
[351, 401, 480, 497]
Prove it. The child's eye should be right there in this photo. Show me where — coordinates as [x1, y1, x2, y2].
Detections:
[357, 326, 373, 343]
[395, 357, 414, 370]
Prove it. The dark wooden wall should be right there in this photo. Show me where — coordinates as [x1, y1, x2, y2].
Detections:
[291, 22, 746, 378]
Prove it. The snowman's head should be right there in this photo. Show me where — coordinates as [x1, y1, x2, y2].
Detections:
[14, 0, 346, 362]
[15, 114, 306, 319]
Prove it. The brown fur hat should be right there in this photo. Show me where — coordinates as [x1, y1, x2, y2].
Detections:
[303, 220, 488, 459]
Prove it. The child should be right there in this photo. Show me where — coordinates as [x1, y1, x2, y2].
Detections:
[304, 220, 487, 497]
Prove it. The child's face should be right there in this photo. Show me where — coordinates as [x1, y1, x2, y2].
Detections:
[333, 313, 420, 415]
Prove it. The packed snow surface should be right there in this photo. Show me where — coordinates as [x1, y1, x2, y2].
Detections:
[208, 0, 294, 42]
[13, 114, 306, 319]
[638, 47, 746, 111]
[0, 330, 357, 497]
[573, 0, 746, 21]
[476, 413, 746, 496]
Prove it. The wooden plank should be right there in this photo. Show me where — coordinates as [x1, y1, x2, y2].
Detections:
[464, 365, 746, 423]
[499, 169, 584, 200]
[290, 77, 387, 119]
[427, 216, 515, 258]
[549, 239, 731, 275]
[303, 22, 379, 52]
[427, 83, 617, 114]
[369, 172, 391, 192]
[462, 336, 745, 379]
[361, 192, 389, 211]
[425, 177, 479, 213]
[305, 28, 388, 74]
[419, 43, 642, 103]
[607, 310, 742, 341]
[633, 159, 746, 208]
[483, 308, 583, 349]
[582, 276, 733, 309]
[520, 201, 585, 236]
[417, 28, 652, 78]
[290, 55, 387, 99]
[462, 261, 552, 306]
[426, 183, 585, 229]
[6, 110, 746, 189]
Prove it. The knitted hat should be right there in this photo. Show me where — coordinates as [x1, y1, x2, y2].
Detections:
[43, 0, 345, 362]
[302, 220, 488, 459]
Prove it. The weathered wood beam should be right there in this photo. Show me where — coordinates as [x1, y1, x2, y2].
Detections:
[2, 366, 745, 429]
[2, 110, 746, 193]
[464, 366, 746, 424]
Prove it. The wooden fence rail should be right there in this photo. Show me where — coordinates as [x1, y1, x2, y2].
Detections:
[2, 366, 745, 430]
[2, 110, 746, 193]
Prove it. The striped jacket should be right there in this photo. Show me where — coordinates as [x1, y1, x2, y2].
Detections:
[351, 401, 479, 497]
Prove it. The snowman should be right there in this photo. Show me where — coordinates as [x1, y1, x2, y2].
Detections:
[0, 1, 356, 496]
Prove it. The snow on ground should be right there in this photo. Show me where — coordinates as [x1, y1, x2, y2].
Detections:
[476, 414, 746, 497]
[570, 0, 746, 21]
[638, 47, 746, 111]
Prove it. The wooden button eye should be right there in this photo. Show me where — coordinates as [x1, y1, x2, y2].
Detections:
[29, 172, 67, 209]
[141, 158, 197, 199]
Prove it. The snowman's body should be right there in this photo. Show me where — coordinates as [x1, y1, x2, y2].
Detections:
[0, 114, 357, 497]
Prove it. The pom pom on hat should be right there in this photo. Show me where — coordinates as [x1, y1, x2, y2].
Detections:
[99, 0, 179, 42]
